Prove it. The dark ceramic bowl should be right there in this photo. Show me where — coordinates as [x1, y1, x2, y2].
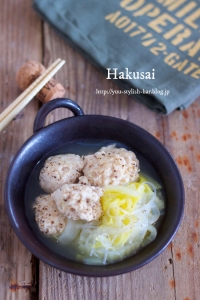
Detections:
[5, 98, 184, 277]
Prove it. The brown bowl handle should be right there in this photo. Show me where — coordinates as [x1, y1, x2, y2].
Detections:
[33, 98, 84, 133]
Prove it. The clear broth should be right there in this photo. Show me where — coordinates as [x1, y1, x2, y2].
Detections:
[25, 139, 165, 264]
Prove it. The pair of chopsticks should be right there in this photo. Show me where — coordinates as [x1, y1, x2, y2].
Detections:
[0, 58, 65, 132]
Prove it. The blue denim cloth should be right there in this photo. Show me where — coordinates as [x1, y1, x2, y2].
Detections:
[33, 0, 200, 114]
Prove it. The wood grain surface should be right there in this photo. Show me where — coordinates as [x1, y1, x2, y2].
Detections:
[0, 1, 199, 300]
[0, 1, 42, 299]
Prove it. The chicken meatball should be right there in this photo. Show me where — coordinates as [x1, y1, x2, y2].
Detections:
[52, 184, 103, 222]
[34, 194, 67, 236]
[39, 154, 84, 193]
[82, 145, 139, 187]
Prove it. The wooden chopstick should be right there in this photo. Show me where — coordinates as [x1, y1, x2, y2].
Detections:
[0, 58, 62, 121]
[0, 58, 65, 132]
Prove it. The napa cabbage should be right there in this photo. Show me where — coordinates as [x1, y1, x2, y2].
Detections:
[75, 178, 164, 265]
